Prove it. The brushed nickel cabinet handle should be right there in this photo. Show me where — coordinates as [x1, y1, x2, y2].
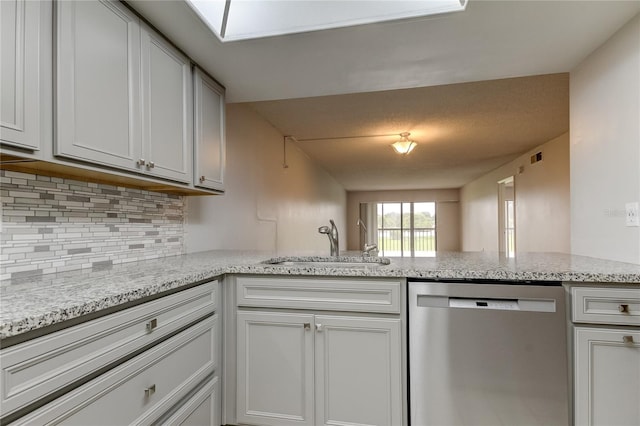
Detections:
[146, 318, 158, 332]
[304, 323, 310, 330]
[147, 161, 155, 169]
[622, 335, 634, 344]
[144, 384, 156, 397]
[137, 158, 146, 166]
[315, 324, 323, 332]
[199, 175, 206, 183]
[619, 304, 630, 313]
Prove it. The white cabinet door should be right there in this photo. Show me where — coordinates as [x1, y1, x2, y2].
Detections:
[236, 311, 314, 426]
[1, 0, 47, 151]
[193, 67, 225, 192]
[315, 316, 402, 426]
[140, 24, 192, 183]
[55, 0, 142, 171]
[575, 327, 640, 426]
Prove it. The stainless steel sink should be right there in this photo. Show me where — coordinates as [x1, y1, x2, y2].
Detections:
[262, 256, 390, 269]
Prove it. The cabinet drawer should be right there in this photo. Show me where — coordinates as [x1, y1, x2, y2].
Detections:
[237, 276, 401, 313]
[11, 315, 218, 425]
[0, 281, 217, 418]
[154, 375, 219, 426]
[572, 287, 640, 325]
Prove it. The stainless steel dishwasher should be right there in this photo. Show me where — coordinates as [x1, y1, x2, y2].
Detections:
[409, 280, 570, 426]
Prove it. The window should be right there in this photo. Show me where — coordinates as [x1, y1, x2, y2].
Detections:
[376, 202, 436, 257]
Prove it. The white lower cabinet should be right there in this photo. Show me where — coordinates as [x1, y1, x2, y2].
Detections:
[156, 375, 219, 426]
[236, 312, 315, 426]
[1, 280, 221, 425]
[11, 315, 218, 425]
[574, 327, 640, 426]
[572, 286, 640, 426]
[236, 311, 402, 426]
[314, 315, 402, 426]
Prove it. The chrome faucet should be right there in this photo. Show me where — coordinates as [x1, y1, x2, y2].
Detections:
[357, 218, 378, 257]
[318, 219, 339, 256]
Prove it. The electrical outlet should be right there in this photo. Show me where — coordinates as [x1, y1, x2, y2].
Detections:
[626, 202, 640, 227]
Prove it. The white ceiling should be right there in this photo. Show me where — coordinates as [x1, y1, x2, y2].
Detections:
[247, 73, 569, 190]
[126, 0, 639, 190]
[128, 0, 639, 103]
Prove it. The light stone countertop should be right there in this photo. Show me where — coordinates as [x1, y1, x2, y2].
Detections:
[1, 250, 640, 340]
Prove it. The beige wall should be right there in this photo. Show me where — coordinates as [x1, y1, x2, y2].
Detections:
[570, 14, 640, 264]
[460, 132, 570, 253]
[185, 104, 347, 254]
[346, 189, 460, 251]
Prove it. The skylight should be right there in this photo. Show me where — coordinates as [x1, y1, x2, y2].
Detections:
[186, 0, 468, 42]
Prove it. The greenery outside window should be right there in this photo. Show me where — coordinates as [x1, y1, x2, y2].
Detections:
[376, 202, 436, 257]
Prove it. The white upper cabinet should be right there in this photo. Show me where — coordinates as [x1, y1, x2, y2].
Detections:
[193, 67, 225, 192]
[55, 0, 142, 170]
[140, 24, 192, 183]
[1, 0, 49, 151]
[55, 1, 194, 184]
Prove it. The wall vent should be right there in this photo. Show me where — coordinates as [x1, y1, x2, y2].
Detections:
[530, 151, 543, 164]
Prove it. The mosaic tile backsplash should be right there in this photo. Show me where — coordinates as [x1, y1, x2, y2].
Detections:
[0, 170, 185, 280]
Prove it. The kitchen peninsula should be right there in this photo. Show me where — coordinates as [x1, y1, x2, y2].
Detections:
[1, 251, 639, 425]
[2, 250, 640, 340]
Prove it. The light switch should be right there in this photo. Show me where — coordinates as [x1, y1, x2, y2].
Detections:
[626, 202, 639, 227]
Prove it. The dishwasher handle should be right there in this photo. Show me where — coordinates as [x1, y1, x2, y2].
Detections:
[416, 295, 556, 313]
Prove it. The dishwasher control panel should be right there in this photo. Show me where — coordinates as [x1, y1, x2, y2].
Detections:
[449, 298, 520, 310]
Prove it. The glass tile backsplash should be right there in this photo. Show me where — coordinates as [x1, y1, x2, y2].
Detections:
[0, 170, 185, 280]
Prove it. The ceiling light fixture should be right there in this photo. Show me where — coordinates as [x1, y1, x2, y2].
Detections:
[391, 132, 417, 155]
[186, 0, 468, 42]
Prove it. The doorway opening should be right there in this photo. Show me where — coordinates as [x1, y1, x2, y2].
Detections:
[498, 177, 515, 258]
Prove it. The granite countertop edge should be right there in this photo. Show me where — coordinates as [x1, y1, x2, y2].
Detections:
[2, 250, 639, 340]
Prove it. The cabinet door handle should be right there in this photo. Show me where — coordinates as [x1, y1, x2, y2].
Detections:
[146, 318, 158, 332]
[622, 335, 634, 344]
[147, 161, 155, 169]
[304, 323, 310, 330]
[137, 158, 146, 166]
[199, 175, 206, 183]
[315, 324, 323, 332]
[619, 304, 630, 313]
[144, 384, 156, 397]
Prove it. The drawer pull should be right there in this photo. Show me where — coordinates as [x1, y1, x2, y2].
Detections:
[304, 323, 310, 330]
[623, 335, 634, 344]
[619, 304, 630, 313]
[144, 384, 156, 397]
[146, 318, 158, 332]
[316, 324, 323, 332]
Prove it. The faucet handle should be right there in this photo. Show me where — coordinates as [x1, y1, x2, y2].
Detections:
[363, 243, 378, 257]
